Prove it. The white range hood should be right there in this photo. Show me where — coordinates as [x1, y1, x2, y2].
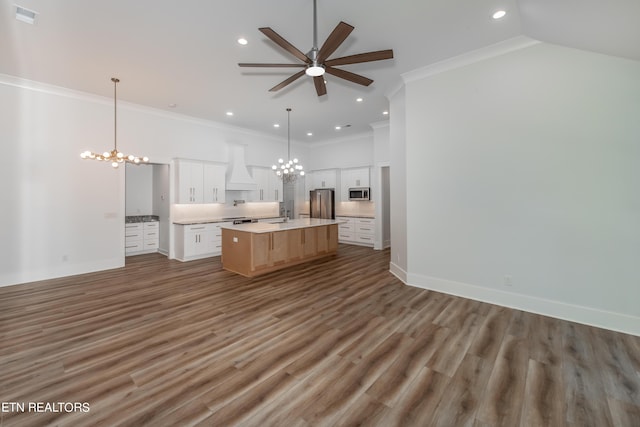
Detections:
[226, 145, 257, 191]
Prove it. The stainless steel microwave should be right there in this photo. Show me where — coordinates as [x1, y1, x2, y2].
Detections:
[348, 187, 370, 201]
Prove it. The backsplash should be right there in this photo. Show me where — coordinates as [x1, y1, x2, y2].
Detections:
[171, 202, 279, 222]
[336, 201, 375, 217]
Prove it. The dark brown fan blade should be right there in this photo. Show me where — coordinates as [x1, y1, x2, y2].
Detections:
[269, 70, 306, 92]
[317, 21, 354, 63]
[325, 66, 373, 86]
[238, 63, 306, 68]
[313, 76, 327, 96]
[259, 27, 310, 64]
[325, 49, 394, 67]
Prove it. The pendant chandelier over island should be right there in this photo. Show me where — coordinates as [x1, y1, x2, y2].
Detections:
[272, 108, 304, 184]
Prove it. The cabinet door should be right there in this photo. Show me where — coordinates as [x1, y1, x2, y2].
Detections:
[268, 172, 283, 202]
[314, 170, 336, 189]
[203, 164, 226, 204]
[327, 224, 338, 251]
[316, 226, 329, 254]
[271, 231, 288, 265]
[184, 230, 207, 256]
[302, 227, 317, 257]
[177, 160, 204, 204]
[250, 168, 269, 202]
[287, 229, 304, 261]
[340, 169, 353, 201]
[252, 233, 271, 271]
[352, 168, 370, 188]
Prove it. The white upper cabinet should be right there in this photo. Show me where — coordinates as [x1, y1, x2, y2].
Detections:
[250, 167, 283, 202]
[176, 160, 204, 204]
[340, 167, 370, 201]
[311, 169, 337, 190]
[176, 159, 226, 204]
[203, 163, 226, 204]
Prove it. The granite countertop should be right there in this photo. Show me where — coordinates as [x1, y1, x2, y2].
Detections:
[173, 215, 285, 225]
[126, 215, 159, 223]
[220, 218, 345, 234]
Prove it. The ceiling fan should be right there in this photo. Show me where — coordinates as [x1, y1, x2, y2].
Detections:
[238, 0, 394, 96]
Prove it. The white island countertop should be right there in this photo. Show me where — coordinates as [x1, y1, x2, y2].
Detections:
[220, 218, 344, 234]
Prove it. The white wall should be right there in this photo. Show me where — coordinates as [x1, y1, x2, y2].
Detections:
[389, 87, 408, 280]
[125, 163, 153, 215]
[0, 75, 291, 287]
[402, 43, 640, 335]
[306, 133, 374, 171]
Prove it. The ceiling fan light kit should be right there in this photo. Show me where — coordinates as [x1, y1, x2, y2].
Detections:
[238, 0, 393, 96]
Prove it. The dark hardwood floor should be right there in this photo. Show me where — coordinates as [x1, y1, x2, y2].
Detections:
[1, 245, 639, 426]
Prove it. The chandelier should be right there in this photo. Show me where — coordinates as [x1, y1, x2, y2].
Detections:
[80, 77, 149, 168]
[272, 108, 304, 183]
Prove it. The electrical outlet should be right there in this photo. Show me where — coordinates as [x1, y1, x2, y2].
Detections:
[504, 275, 513, 287]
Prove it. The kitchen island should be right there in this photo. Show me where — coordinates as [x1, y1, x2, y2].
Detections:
[221, 218, 341, 277]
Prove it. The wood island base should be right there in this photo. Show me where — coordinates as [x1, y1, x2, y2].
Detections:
[221, 221, 339, 278]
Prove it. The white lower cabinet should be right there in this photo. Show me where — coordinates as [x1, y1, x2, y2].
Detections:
[125, 221, 159, 255]
[125, 223, 143, 254]
[175, 222, 232, 261]
[143, 222, 160, 251]
[336, 216, 375, 247]
[354, 218, 375, 245]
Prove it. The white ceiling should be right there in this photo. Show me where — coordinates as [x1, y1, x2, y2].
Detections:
[1, 0, 638, 143]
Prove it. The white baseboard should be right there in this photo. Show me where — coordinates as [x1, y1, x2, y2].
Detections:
[0, 257, 124, 288]
[397, 271, 640, 337]
[389, 262, 408, 283]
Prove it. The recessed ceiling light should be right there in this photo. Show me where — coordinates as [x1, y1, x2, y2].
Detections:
[493, 10, 506, 19]
[307, 132, 313, 136]
[237, 38, 248, 45]
[15, 5, 37, 24]
[335, 126, 341, 130]
[226, 111, 234, 116]
[273, 123, 280, 128]
[382, 111, 389, 115]
[356, 97, 363, 102]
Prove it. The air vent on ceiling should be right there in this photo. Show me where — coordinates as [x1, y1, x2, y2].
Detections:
[15, 5, 37, 24]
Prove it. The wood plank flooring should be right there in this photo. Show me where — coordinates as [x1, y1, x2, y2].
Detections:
[1, 245, 639, 426]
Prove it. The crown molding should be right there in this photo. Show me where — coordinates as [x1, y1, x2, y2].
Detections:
[0, 73, 283, 143]
[402, 36, 541, 84]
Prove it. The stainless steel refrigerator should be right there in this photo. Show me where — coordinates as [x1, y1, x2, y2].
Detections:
[309, 188, 335, 219]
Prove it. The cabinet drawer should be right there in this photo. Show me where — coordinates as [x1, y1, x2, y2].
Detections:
[144, 241, 159, 250]
[144, 230, 158, 239]
[338, 232, 355, 241]
[125, 223, 143, 232]
[355, 218, 375, 226]
[338, 223, 354, 232]
[355, 234, 374, 244]
[356, 225, 374, 235]
[125, 232, 143, 242]
[144, 221, 159, 230]
[186, 224, 211, 233]
[125, 241, 143, 252]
